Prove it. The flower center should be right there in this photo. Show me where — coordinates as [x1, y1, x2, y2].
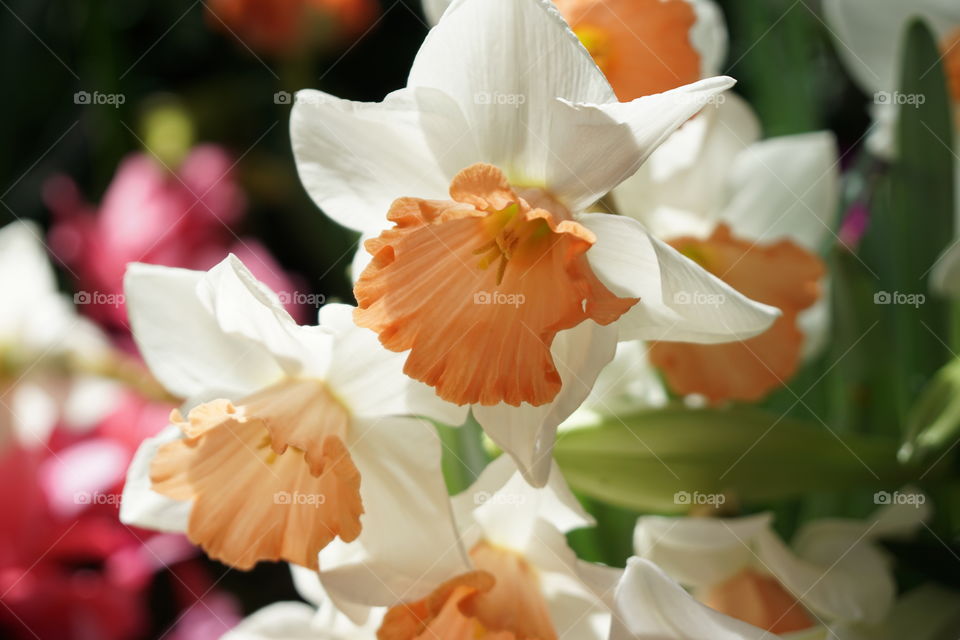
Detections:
[353, 163, 637, 407]
[377, 542, 557, 640]
[649, 224, 824, 403]
[704, 568, 815, 634]
[150, 377, 363, 570]
[555, 0, 701, 101]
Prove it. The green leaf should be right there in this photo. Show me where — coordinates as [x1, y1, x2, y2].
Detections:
[553, 407, 916, 513]
[861, 19, 956, 425]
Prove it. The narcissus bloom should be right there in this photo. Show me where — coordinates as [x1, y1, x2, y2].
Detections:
[614, 95, 839, 403]
[120, 255, 462, 571]
[634, 493, 929, 636]
[0, 221, 116, 449]
[228, 456, 775, 640]
[292, 0, 778, 485]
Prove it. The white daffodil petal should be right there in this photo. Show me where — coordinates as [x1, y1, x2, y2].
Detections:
[223, 602, 324, 639]
[688, 0, 728, 77]
[124, 263, 281, 400]
[610, 558, 772, 640]
[755, 527, 893, 625]
[201, 255, 332, 378]
[291, 87, 472, 234]
[822, 0, 960, 95]
[579, 213, 779, 343]
[0, 221, 57, 330]
[472, 321, 618, 487]
[555, 76, 736, 210]
[720, 131, 840, 251]
[455, 455, 594, 553]
[407, 0, 615, 187]
[119, 423, 190, 533]
[319, 416, 470, 608]
[633, 514, 772, 589]
[613, 93, 761, 234]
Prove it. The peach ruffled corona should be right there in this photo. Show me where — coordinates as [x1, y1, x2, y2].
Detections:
[378, 542, 557, 640]
[555, 0, 701, 101]
[649, 224, 824, 403]
[704, 568, 815, 634]
[354, 163, 637, 408]
[150, 378, 363, 570]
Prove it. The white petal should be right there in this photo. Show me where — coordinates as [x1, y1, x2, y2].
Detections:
[200, 255, 333, 379]
[290, 87, 473, 234]
[472, 320, 618, 487]
[319, 303, 466, 424]
[633, 514, 772, 589]
[222, 602, 322, 639]
[755, 527, 893, 625]
[822, 0, 960, 95]
[119, 423, 190, 532]
[318, 416, 470, 608]
[407, 0, 615, 190]
[452, 455, 594, 553]
[553, 77, 736, 210]
[0, 221, 56, 325]
[613, 93, 761, 234]
[421, 0, 448, 25]
[609, 558, 773, 640]
[124, 262, 281, 400]
[290, 566, 382, 633]
[688, 0, 728, 77]
[720, 131, 840, 251]
[579, 213, 779, 343]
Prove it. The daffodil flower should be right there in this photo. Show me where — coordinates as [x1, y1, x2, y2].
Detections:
[291, 0, 778, 485]
[613, 95, 839, 403]
[0, 221, 117, 449]
[228, 456, 775, 640]
[120, 255, 463, 571]
[633, 492, 929, 636]
[822, 0, 960, 295]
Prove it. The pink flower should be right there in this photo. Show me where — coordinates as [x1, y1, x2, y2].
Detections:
[46, 145, 306, 331]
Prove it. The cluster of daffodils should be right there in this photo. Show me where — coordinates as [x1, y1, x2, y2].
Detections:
[116, 0, 936, 638]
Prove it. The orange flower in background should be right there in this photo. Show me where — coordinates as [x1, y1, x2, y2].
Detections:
[648, 224, 824, 404]
[554, 0, 702, 101]
[206, 0, 379, 56]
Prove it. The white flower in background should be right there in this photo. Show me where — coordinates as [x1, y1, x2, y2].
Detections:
[231, 456, 774, 640]
[613, 95, 839, 404]
[822, 0, 960, 294]
[633, 492, 930, 637]
[423, 0, 727, 103]
[120, 255, 463, 572]
[291, 0, 778, 486]
[0, 220, 116, 448]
